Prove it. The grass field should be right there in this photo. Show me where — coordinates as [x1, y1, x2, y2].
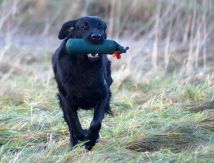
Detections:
[0, 0, 214, 162]
[0, 56, 213, 162]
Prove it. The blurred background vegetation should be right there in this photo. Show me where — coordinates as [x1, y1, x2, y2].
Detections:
[1, 0, 214, 81]
[0, 0, 214, 162]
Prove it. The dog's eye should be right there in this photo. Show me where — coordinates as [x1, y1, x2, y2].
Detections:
[68, 26, 74, 32]
[84, 22, 89, 27]
[80, 22, 89, 30]
[97, 22, 102, 29]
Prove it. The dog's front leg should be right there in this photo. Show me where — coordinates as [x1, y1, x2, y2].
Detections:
[85, 93, 109, 150]
[59, 94, 86, 147]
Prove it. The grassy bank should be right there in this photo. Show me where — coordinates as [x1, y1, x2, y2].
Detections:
[0, 70, 213, 162]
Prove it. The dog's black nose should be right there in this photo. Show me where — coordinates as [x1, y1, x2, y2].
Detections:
[91, 33, 102, 40]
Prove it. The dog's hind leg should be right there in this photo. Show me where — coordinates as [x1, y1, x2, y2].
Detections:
[105, 90, 113, 115]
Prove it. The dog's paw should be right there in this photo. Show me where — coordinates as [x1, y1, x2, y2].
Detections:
[70, 138, 78, 150]
[77, 129, 88, 141]
[84, 142, 94, 150]
[84, 133, 100, 150]
[84, 139, 96, 150]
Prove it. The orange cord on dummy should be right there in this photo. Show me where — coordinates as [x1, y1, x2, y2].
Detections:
[112, 51, 121, 59]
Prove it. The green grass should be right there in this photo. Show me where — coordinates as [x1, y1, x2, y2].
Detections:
[0, 72, 213, 163]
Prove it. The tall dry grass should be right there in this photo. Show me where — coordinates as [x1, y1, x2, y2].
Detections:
[0, 0, 214, 82]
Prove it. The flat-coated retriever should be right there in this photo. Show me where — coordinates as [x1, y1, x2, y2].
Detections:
[52, 16, 113, 150]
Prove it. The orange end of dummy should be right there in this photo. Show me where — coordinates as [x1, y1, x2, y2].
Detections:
[113, 51, 121, 59]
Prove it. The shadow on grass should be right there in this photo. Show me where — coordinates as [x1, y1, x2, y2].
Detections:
[126, 122, 214, 153]
[187, 101, 214, 113]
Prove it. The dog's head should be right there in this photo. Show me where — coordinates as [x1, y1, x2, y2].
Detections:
[58, 16, 107, 61]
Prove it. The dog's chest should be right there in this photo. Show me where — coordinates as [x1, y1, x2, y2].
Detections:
[72, 74, 107, 108]
[60, 55, 108, 107]
[65, 66, 106, 98]
[74, 71, 105, 94]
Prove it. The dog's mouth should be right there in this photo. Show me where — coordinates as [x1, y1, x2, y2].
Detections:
[86, 53, 99, 61]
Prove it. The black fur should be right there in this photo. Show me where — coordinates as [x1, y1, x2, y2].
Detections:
[52, 16, 113, 150]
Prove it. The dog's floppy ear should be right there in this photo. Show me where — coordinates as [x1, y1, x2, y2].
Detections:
[103, 21, 107, 39]
[103, 21, 107, 31]
[58, 20, 77, 40]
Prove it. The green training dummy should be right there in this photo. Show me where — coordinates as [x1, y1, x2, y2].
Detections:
[66, 39, 129, 59]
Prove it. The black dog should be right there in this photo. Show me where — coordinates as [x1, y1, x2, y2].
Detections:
[52, 16, 113, 150]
